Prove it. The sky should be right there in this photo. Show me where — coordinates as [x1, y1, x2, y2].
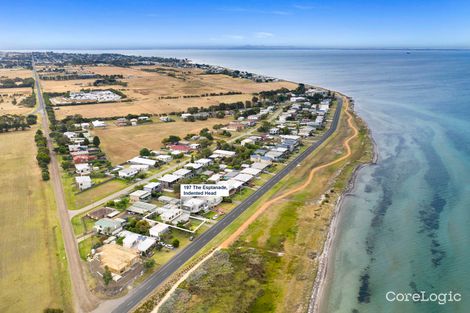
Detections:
[0, 0, 469, 49]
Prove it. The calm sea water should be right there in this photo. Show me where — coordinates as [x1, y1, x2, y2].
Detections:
[92, 49, 470, 312]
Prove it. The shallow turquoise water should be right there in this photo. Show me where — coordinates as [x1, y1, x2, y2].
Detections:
[90, 49, 470, 312]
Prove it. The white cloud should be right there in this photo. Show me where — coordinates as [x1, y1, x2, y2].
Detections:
[254, 32, 274, 39]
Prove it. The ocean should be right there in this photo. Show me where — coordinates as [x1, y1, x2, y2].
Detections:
[94, 48, 470, 312]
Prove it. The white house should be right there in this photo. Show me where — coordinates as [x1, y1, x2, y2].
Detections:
[156, 155, 172, 163]
[128, 157, 157, 167]
[91, 120, 107, 128]
[184, 163, 204, 173]
[149, 223, 170, 239]
[129, 190, 151, 203]
[118, 168, 139, 179]
[127, 201, 156, 215]
[159, 174, 181, 189]
[75, 176, 92, 190]
[143, 182, 161, 193]
[182, 197, 208, 213]
[75, 163, 91, 176]
[173, 168, 193, 179]
[130, 164, 150, 172]
[241, 167, 262, 176]
[195, 158, 213, 167]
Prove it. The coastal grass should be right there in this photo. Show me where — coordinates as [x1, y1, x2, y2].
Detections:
[140, 99, 374, 313]
[0, 129, 72, 313]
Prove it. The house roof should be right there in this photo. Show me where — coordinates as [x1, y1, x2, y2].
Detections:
[75, 176, 91, 183]
[128, 157, 156, 166]
[241, 167, 262, 176]
[233, 173, 254, 183]
[159, 174, 180, 183]
[173, 168, 192, 177]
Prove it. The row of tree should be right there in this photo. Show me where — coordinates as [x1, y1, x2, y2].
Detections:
[0, 114, 37, 132]
[35, 130, 51, 181]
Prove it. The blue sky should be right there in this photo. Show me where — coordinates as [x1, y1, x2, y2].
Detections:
[0, 0, 469, 49]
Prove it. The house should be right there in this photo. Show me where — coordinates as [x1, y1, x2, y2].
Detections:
[87, 207, 118, 220]
[129, 190, 151, 203]
[158, 195, 180, 205]
[119, 230, 157, 256]
[181, 113, 193, 120]
[75, 176, 92, 190]
[223, 170, 239, 180]
[264, 150, 284, 162]
[127, 201, 157, 215]
[156, 154, 172, 163]
[94, 218, 124, 235]
[143, 182, 161, 193]
[75, 163, 91, 175]
[233, 173, 254, 185]
[269, 127, 280, 135]
[98, 244, 139, 274]
[182, 197, 208, 213]
[195, 158, 213, 167]
[128, 157, 157, 167]
[115, 118, 128, 127]
[160, 116, 172, 122]
[73, 154, 96, 164]
[68, 144, 85, 152]
[241, 138, 255, 146]
[250, 154, 273, 163]
[168, 144, 192, 154]
[160, 207, 184, 224]
[149, 223, 170, 239]
[218, 179, 244, 195]
[241, 167, 262, 176]
[118, 168, 139, 179]
[251, 161, 271, 171]
[158, 174, 181, 189]
[130, 164, 150, 172]
[184, 163, 203, 173]
[226, 121, 246, 132]
[173, 168, 193, 179]
[210, 149, 236, 159]
[63, 131, 77, 139]
[207, 173, 221, 183]
[91, 120, 107, 128]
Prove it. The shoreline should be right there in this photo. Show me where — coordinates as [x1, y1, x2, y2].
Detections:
[307, 105, 378, 313]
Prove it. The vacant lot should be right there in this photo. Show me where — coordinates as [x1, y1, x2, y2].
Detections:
[0, 129, 72, 313]
[0, 68, 32, 79]
[0, 87, 33, 115]
[94, 117, 232, 164]
[39, 65, 297, 119]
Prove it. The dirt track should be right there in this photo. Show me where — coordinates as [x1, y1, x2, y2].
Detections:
[220, 96, 358, 248]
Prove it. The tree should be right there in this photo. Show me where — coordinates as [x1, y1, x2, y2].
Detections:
[92, 136, 100, 146]
[140, 147, 151, 157]
[162, 135, 181, 145]
[103, 266, 112, 285]
[172, 239, 180, 248]
[144, 258, 156, 269]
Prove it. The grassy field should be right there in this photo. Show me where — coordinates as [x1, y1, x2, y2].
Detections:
[0, 129, 72, 313]
[149, 100, 374, 313]
[38, 65, 297, 119]
[0, 87, 33, 115]
[62, 174, 128, 210]
[94, 117, 232, 164]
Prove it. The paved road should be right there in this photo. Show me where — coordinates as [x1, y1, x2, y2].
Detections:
[33, 64, 99, 313]
[105, 97, 343, 313]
